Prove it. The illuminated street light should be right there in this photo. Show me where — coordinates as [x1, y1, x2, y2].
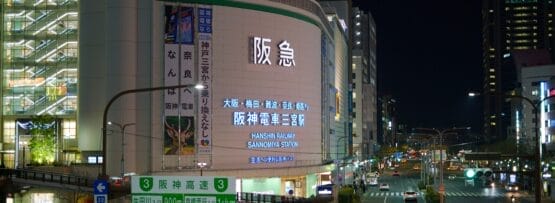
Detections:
[417, 127, 468, 203]
[101, 84, 204, 178]
[197, 162, 208, 176]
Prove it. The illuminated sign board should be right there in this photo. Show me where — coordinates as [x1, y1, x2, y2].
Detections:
[252, 37, 296, 67]
[223, 98, 309, 164]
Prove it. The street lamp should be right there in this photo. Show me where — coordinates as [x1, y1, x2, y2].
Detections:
[101, 84, 204, 178]
[108, 121, 136, 178]
[469, 91, 555, 203]
[416, 127, 468, 203]
[197, 162, 207, 176]
[504, 94, 554, 203]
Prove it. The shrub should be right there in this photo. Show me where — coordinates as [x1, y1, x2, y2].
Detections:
[338, 186, 361, 203]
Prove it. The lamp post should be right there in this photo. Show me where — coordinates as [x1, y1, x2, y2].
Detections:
[417, 127, 467, 203]
[504, 94, 554, 203]
[108, 121, 136, 178]
[101, 84, 204, 178]
[197, 162, 207, 176]
[469, 92, 554, 203]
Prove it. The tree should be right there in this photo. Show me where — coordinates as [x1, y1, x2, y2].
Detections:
[28, 115, 57, 165]
[378, 146, 397, 158]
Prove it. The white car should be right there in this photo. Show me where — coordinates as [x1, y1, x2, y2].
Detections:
[379, 183, 390, 191]
[367, 177, 378, 186]
[403, 191, 417, 201]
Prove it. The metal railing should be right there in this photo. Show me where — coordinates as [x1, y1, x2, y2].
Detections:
[237, 192, 318, 203]
[0, 168, 92, 187]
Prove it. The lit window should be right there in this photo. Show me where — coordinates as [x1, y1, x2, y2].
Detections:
[490, 75, 495, 79]
[356, 31, 361, 35]
[491, 122, 496, 126]
[489, 69, 495, 72]
[356, 41, 361, 45]
[3, 121, 15, 143]
[356, 14, 360, 18]
[490, 82, 495, 86]
[532, 90, 538, 96]
[63, 120, 76, 139]
[353, 92, 356, 99]
[356, 22, 360, 26]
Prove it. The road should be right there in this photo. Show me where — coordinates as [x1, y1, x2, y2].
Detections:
[361, 162, 535, 203]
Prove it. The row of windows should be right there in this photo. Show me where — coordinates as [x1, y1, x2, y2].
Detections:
[2, 119, 76, 144]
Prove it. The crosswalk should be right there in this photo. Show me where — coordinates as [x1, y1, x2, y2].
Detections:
[366, 192, 422, 197]
[365, 191, 529, 198]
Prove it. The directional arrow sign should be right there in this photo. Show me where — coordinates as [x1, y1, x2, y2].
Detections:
[94, 179, 109, 195]
[97, 183, 106, 193]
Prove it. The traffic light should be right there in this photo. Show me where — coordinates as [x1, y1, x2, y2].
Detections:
[464, 168, 492, 179]
[465, 169, 476, 178]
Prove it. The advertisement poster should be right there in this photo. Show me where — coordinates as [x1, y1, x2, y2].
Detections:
[164, 5, 178, 44]
[164, 116, 195, 155]
[177, 7, 194, 44]
[165, 6, 194, 44]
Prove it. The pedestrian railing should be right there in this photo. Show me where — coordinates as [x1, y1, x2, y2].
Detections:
[237, 192, 318, 203]
[0, 168, 92, 187]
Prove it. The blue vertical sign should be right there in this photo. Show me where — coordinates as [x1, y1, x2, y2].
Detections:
[198, 8, 212, 33]
[94, 179, 109, 203]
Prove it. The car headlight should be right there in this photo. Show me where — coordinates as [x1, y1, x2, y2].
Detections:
[515, 186, 518, 191]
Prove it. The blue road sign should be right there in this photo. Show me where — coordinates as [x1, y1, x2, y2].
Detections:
[93, 179, 109, 195]
[95, 195, 107, 203]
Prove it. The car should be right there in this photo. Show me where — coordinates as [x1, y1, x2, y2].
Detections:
[367, 177, 378, 186]
[505, 183, 519, 192]
[379, 183, 390, 191]
[393, 170, 400, 176]
[403, 191, 418, 201]
[448, 174, 456, 180]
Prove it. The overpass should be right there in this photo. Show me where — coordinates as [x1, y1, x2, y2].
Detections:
[464, 152, 534, 160]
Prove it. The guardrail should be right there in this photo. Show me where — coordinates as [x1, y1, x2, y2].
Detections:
[0, 168, 92, 187]
[237, 192, 328, 203]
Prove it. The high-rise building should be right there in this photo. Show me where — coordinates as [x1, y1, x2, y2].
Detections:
[482, 0, 555, 142]
[351, 7, 377, 160]
[379, 95, 397, 146]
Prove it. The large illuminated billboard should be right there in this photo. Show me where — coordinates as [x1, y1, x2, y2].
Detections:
[209, 6, 322, 169]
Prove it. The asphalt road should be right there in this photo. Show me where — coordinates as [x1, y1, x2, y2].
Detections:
[361, 162, 534, 203]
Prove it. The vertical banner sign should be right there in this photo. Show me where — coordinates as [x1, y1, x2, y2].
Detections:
[163, 5, 196, 155]
[177, 45, 195, 155]
[197, 7, 212, 155]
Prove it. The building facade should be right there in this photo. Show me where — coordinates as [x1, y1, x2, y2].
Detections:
[1, 0, 79, 168]
[515, 65, 555, 154]
[482, 0, 555, 142]
[1, 0, 352, 197]
[351, 7, 377, 161]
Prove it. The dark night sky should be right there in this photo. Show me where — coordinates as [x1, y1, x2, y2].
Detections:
[354, 0, 484, 132]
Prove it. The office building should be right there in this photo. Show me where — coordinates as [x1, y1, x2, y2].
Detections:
[482, 0, 555, 142]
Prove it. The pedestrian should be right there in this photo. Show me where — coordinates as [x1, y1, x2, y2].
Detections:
[360, 179, 366, 193]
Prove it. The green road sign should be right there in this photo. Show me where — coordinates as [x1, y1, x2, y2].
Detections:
[131, 176, 236, 203]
